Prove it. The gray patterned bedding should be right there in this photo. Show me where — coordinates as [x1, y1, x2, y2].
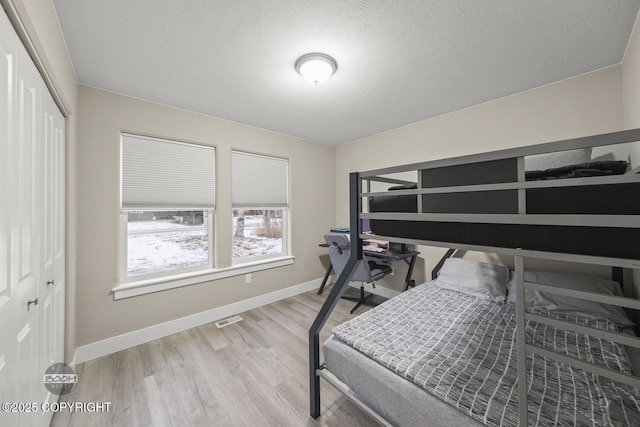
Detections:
[331, 284, 640, 426]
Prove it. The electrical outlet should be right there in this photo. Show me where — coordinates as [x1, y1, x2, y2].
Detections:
[245, 273, 252, 284]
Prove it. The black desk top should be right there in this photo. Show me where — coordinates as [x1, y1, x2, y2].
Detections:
[319, 242, 419, 260]
[363, 248, 419, 260]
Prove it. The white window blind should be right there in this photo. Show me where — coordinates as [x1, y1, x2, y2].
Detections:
[232, 151, 288, 208]
[121, 134, 216, 210]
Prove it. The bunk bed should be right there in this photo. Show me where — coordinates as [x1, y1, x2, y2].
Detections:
[309, 128, 640, 426]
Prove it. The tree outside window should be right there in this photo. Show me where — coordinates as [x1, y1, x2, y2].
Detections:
[233, 209, 283, 260]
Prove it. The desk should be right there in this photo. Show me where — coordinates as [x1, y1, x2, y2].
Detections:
[318, 244, 419, 294]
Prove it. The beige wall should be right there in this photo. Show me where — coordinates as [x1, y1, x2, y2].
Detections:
[622, 12, 640, 294]
[623, 12, 640, 130]
[75, 86, 335, 346]
[335, 66, 624, 288]
[5, 0, 79, 363]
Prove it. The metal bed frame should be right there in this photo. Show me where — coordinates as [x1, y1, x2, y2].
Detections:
[309, 128, 640, 426]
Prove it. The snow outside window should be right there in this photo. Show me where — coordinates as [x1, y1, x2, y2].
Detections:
[120, 134, 215, 281]
[127, 210, 211, 277]
[232, 151, 289, 263]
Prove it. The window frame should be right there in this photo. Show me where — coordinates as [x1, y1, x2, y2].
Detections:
[118, 133, 217, 285]
[113, 137, 296, 300]
[231, 150, 291, 265]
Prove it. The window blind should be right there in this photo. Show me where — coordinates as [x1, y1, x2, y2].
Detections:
[232, 151, 288, 208]
[121, 134, 216, 210]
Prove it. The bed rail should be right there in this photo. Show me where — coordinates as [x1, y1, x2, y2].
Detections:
[361, 129, 640, 266]
[309, 172, 363, 419]
[310, 128, 640, 425]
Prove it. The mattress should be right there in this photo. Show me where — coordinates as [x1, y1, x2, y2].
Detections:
[324, 334, 485, 427]
[327, 284, 640, 427]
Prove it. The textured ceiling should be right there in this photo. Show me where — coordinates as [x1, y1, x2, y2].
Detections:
[53, 0, 640, 146]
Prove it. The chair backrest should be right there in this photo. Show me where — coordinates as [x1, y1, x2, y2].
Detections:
[324, 233, 372, 283]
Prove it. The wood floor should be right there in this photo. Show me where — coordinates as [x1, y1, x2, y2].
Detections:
[51, 288, 377, 427]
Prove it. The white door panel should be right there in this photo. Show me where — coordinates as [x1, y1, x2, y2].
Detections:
[0, 354, 10, 427]
[0, 9, 16, 423]
[16, 321, 38, 427]
[13, 38, 41, 309]
[1, 10, 66, 427]
[0, 0, 15, 313]
[38, 89, 65, 427]
[0, 0, 14, 310]
[39, 95, 55, 378]
[0, 0, 15, 311]
[14, 38, 43, 427]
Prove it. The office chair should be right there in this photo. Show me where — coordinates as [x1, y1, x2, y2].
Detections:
[324, 233, 392, 314]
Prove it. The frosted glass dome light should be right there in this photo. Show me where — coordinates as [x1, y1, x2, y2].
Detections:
[295, 53, 337, 85]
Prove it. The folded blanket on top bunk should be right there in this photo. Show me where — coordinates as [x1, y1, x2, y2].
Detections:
[525, 160, 629, 181]
[331, 283, 640, 427]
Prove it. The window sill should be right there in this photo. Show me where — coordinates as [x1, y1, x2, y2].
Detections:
[112, 256, 295, 300]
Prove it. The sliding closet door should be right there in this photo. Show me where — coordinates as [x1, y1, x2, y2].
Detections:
[1, 9, 66, 427]
[11, 30, 44, 427]
[0, 11, 16, 427]
[38, 92, 65, 417]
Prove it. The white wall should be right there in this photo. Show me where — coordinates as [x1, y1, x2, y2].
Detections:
[335, 66, 624, 289]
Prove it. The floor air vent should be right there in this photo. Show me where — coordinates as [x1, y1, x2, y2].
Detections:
[214, 315, 243, 328]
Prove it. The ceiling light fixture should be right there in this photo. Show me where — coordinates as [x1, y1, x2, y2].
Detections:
[295, 53, 337, 85]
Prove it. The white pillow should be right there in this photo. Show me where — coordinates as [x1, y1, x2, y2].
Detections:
[524, 148, 592, 171]
[507, 270, 634, 327]
[434, 258, 509, 302]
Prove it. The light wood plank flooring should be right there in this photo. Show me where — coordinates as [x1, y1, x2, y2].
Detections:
[51, 288, 377, 427]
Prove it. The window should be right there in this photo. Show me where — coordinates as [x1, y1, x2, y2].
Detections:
[120, 134, 215, 281]
[232, 151, 289, 263]
[126, 210, 209, 277]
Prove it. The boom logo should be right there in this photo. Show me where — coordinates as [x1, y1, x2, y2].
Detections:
[43, 363, 78, 395]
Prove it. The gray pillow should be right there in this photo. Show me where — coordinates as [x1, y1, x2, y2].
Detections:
[507, 270, 634, 328]
[435, 258, 509, 303]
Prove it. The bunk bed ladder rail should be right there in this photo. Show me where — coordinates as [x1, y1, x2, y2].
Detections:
[309, 172, 364, 419]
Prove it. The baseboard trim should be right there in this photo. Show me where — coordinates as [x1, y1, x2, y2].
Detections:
[72, 278, 321, 365]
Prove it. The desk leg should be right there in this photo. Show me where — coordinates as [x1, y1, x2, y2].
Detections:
[402, 255, 418, 292]
[317, 264, 333, 295]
